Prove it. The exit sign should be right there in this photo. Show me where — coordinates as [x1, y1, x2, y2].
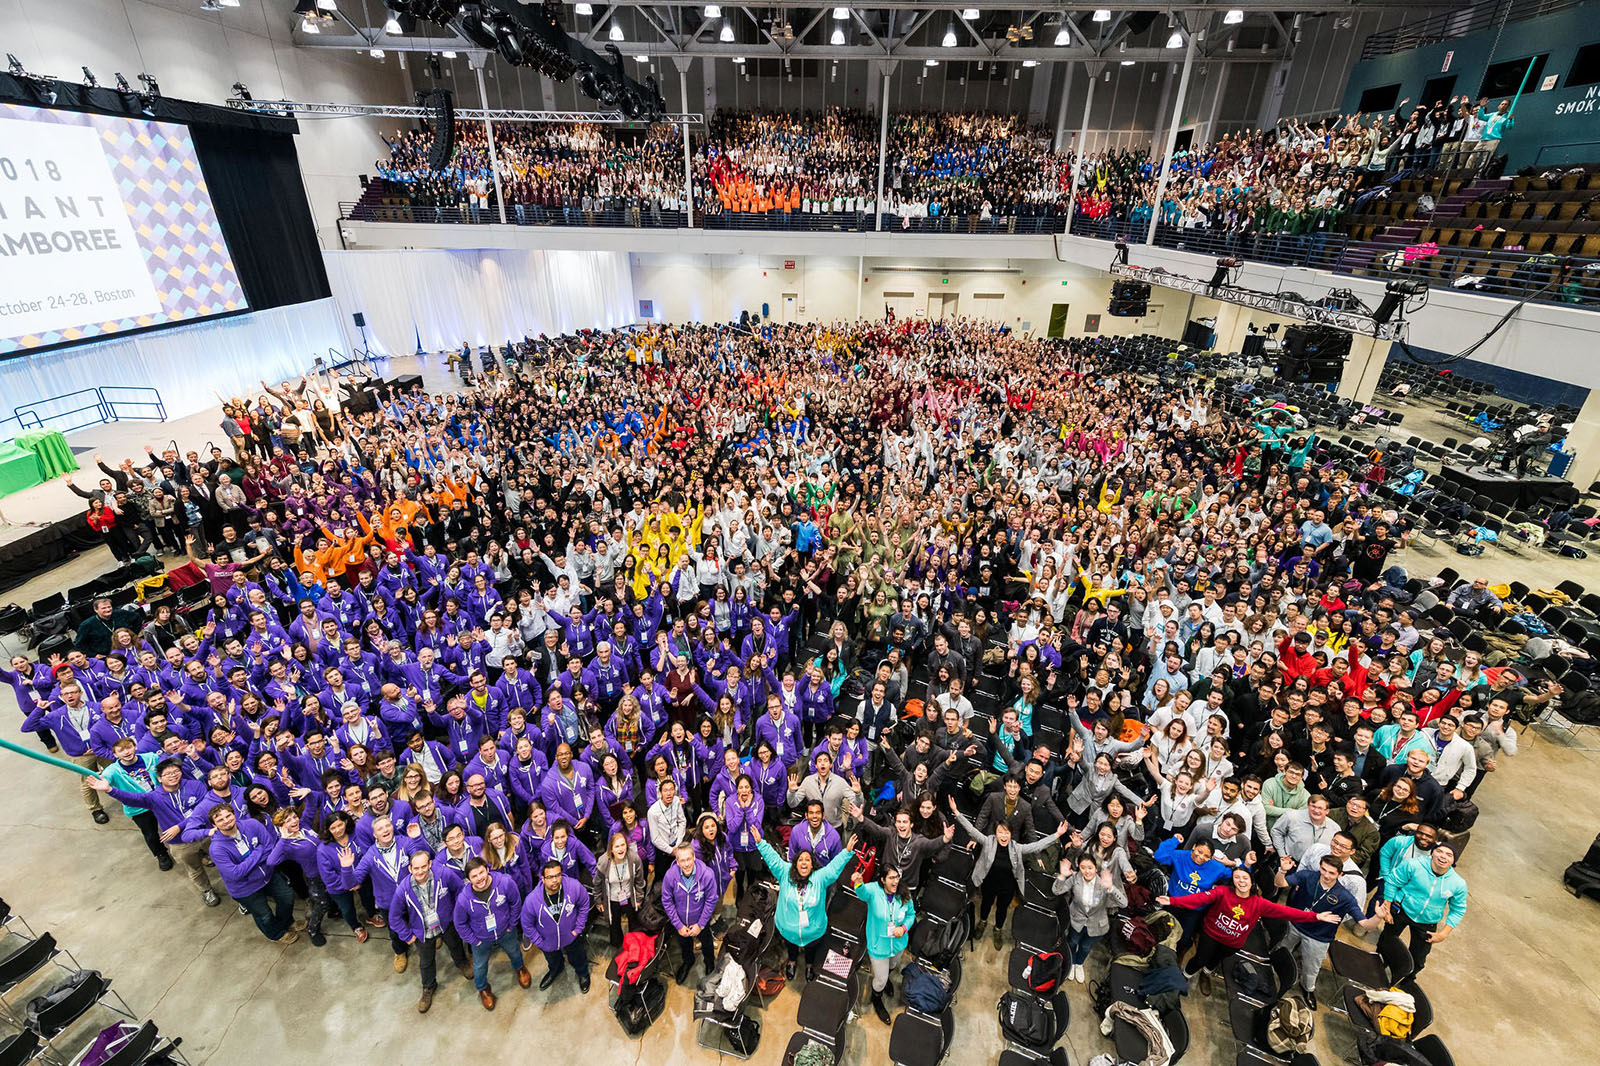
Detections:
[782, 259, 795, 269]
[941, 278, 949, 284]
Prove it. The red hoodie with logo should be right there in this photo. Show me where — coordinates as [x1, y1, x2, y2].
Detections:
[1166, 885, 1319, 948]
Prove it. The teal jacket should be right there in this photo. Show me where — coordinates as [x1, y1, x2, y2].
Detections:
[757, 838, 853, 947]
[1384, 852, 1468, 927]
[854, 880, 916, 960]
[100, 752, 162, 817]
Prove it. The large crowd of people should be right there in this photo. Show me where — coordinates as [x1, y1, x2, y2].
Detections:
[15, 315, 1519, 1034]
[368, 95, 1517, 236]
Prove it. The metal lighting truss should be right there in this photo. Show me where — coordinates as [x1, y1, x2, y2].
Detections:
[225, 99, 702, 125]
[1109, 261, 1402, 340]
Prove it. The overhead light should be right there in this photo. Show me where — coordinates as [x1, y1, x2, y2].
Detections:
[1092, 9, 1111, 22]
[1223, 9, 1244, 24]
[720, 21, 734, 41]
[1103, 69, 1110, 80]
[1226, 39, 1235, 52]
[369, 47, 385, 58]
[575, 2, 592, 13]
[704, 4, 720, 16]
[315, 0, 335, 9]
[833, 6, 849, 18]
[1120, 59, 1134, 65]
[609, 22, 624, 40]
[830, 26, 844, 44]
[961, 7, 979, 18]
[732, 55, 745, 63]
[1166, 30, 1183, 48]
[1021, 59, 1038, 67]
[925, 58, 939, 66]
[1054, 28, 1069, 45]
[441, 50, 457, 58]
[219, 0, 240, 6]
[1119, 39, 1126, 52]
[942, 24, 957, 47]
[383, 14, 401, 33]
[301, 15, 320, 32]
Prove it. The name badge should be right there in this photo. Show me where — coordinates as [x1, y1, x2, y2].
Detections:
[485, 912, 497, 934]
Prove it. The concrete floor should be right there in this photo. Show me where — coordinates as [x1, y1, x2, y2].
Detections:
[3, 366, 1600, 1065]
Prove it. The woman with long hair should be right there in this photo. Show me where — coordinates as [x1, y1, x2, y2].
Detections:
[481, 820, 533, 894]
[723, 774, 765, 902]
[852, 864, 917, 1024]
[1159, 867, 1338, 992]
[757, 830, 858, 982]
[595, 829, 648, 948]
[316, 810, 369, 941]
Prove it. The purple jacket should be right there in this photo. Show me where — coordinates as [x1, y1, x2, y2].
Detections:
[354, 838, 421, 908]
[661, 858, 720, 931]
[723, 795, 765, 853]
[788, 819, 843, 867]
[452, 870, 524, 945]
[389, 865, 466, 941]
[539, 762, 597, 825]
[209, 817, 278, 897]
[520, 876, 591, 951]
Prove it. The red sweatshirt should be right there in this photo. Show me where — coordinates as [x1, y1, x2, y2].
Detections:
[1166, 886, 1319, 948]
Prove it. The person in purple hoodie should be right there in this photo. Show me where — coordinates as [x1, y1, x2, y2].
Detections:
[454, 857, 530, 1010]
[353, 815, 418, 968]
[521, 859, 592, 993]
[205, 804, 298, 943]
[389, 849, 470, 1014]
[723, 774, 766, 902]
[661, 841, 720, 985]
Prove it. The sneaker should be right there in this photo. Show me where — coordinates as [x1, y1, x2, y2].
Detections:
[157, 854, 174, 872]
[91, 810, 110, 825]
[366, 915, 388, 928]
[394, 953, 409, 974]
[202, 890, 221, 908]
[278, 932, 299, 946]
[237, 904, 249, 917]
[354, 927, 369, 943]
[417, 987, 435, 1014]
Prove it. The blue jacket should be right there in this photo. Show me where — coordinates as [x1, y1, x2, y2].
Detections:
[452, 870, 524, 945]
[390, 865, 466, 941]
[99, 753, 162, 816]
[855, 880, 917, 960]
[1383, 853, 1468, 928]
[757, 839, 853, 947]
[1154, 835, 1230, 896]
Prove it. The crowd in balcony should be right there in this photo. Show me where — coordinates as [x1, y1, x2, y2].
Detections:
[367, 96, 1511, 234]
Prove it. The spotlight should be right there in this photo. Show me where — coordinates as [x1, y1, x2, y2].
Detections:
[703, 4, 720, 16]
[1021, 59, 1038, 67]
[231, 81, 251, 100]
[137, 72, 161, 97]
[1054, 28, 1069, 45]
[1092, 9, 1111, 22]
[369, 47, 386, 58]
[459, 4, 500, 47]
[81, 65, 97, 87]
[441, 50, 457, 58]
[1209, 256, 1240, 290]
[1373, 280, 1426, 325]
[835, 6, 850, 18]
[1223, 9, 1244, 24]
[1120, 59, 1134, 66]
[5, 54, 23, 77]
[575, 2, 592, 13]
[1114, 240, 1129, 266]
[961, 8, 979, 19]
[114, 72, 134, 93]
[925, 58, 939, 67]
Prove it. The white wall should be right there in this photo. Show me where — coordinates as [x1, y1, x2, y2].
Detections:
[629, 252, 1191, 339]
[0, 0, 408, 244]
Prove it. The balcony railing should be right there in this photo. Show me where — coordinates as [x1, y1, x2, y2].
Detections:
[1359, 0, 1584, 61]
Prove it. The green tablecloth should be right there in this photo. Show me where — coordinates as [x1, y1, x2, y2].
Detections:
[0, 442, 43, 497]
[15, 429, 77, 478]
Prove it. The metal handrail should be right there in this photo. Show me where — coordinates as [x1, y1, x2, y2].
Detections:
[99, 386, 168, 423]
[1359, 0, 1583, 60]
[0, 385, 169, 444]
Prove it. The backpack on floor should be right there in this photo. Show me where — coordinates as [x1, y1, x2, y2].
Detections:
[997, 990, 1055, 1048]
[723, 1013, 761, 1056]
[901, 961, 954, 1013]
[615, 977, 666, 1038]
[1265, 994, 1315, 1054]
[1023, 950, 1065, 994]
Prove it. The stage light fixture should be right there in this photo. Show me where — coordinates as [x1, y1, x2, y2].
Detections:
[1021, 59, 1037, 67]
[1209, 256, 1240, 290]
[1224, 9, 1244, 24]
[704, 4, 721, 16]
[960, 8, 979, 19]
[369, 47, 386, 58]
[114, 72, 133, 92]
[384, 13, 403, 33]
[1114, 240, 1129, 265]
[5, 54, 23, 77]
[1120, 59, 1134, 65]
[835, 7, 850, 18]
[137, 72, 161, 97]
[574, 2, 592, 13]
[441, 50, 457, 58]
[1054, 28, 1069, 45]
[81, 66, 97, 87]
[1372, 279, 1426, 325]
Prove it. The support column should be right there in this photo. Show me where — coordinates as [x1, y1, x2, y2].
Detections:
[1052, 62, 1075, 152]
[1145, 31, 1197, 246]
[873, 62, 896, 232]
[1149, 63, 1175, 158]
[1063, 63, 1100, 236]
[673, 57, 695, 228]
[1202, 64, 1230, 146]
[474, 60, 507, 225]
[1561, 387, 1600, 488]
[1336, 334, 1393, 403]
[856, 255, 864, 319]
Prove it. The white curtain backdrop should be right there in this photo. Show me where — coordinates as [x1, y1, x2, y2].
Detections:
[0, 298, 346, 430]
[321, 249, 637, 356]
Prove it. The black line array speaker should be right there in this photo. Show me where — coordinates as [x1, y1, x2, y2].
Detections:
[1108, 279, 1150, 317]
[1277, 325, 1352, 383]
[418, 88, 455, 172]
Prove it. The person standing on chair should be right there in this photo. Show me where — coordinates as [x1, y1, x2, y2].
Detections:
[756, 831, 856, 983]
[948, 796, 1072, 950]
[853, 864, 916, 1024]
[1159, 867, 1338, 995]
